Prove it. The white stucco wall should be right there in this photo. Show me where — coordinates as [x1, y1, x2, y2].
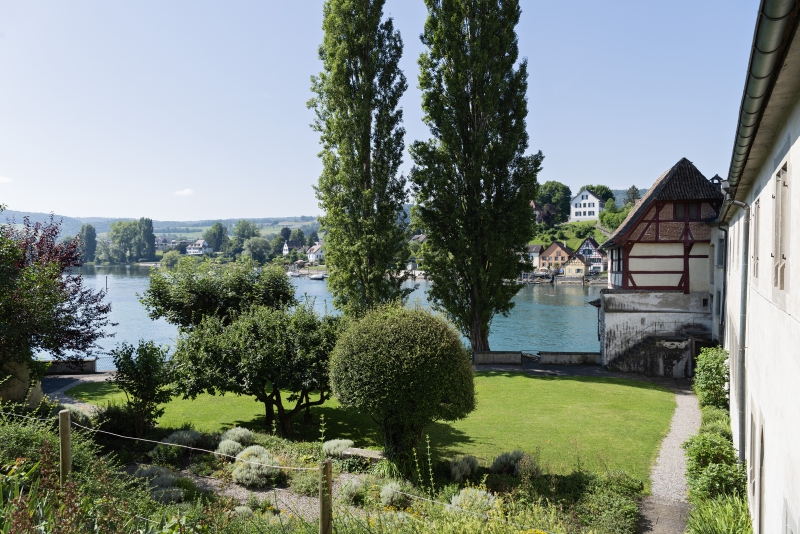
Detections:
[724, 87, 800, 533]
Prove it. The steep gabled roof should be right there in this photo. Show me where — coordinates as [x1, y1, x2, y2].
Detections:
[575, 237, 607, 257]
[565, 253, 590, 265]
[602, 158, 723, 249]
[541, 241, 574, 257]
[527, 244, 543, 254]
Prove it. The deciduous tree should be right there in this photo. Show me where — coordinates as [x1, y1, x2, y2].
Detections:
[537, 181, 572, 226]
[625, 185, 642, 206]
[409, 0, 542, 350]
[202, 222, 229, 253]
[243, 237, 272, 264]
[173, 304, 341, 435]
[579, 184, 615, 205]
[309, 0, 412, 317]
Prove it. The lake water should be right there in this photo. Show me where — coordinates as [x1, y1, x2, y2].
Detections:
[77, 265, 601, 370]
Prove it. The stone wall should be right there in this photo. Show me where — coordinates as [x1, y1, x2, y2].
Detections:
[473, 352, 522, 365]
[605, 336, 692, 377]
[538, 352, 601, 365]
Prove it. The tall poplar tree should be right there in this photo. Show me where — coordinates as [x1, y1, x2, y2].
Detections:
[309, 0, 411, 317]
[409, 0, 542, 351]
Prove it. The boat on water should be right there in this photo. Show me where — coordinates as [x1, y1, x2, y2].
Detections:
[288, 271, 301, 277]
[308, 274, 325, 280]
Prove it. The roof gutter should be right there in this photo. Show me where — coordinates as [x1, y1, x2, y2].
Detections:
[726, 0, 800, 202]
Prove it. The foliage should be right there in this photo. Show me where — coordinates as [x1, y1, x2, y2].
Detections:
[231, 446, 284, 488]
[163, 429, 202, 447]
[108, 218, 156, 261]
[371, 459, 402, 479]
[78, 223, 97, 262]
[149, 442, 184, 468]
[380, 480, 412, 508]
[110, 340, 174, 437]
[688, 462, 747, 503]
[409, 0, 541, 351]
[450, 455, 479, 483]
[694, 346, 729, 409]
[448, 486, 497, 515]
[686, 494, 753, 534]
[330, 307, 475, 459]
[624, 185, 641, 206]
[0, 209, 111, 383]
[289, 470, 319, 497]
[160, 250, 181, 268]
[598, 203, 632, 230]
[699, 420, 733, 442]
[490, 450, 525, 475]
[579, 184, 615, 205]
[216, 439, 244, 459]
[309, 0, 412, 318]
[202, 222, 229, 253]
[242, 237, 271, 264]
[172, 303, 341, 435]
[537, 181, 573, 226]
[701, 405, 731, 426]
[683, 433, 737, 478]
[323, 438, 354, 458]
[221, 427, 254, 446]
[339, 477, 368, 505]
[141, 259, 295, 329]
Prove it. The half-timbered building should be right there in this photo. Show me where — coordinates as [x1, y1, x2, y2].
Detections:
[602, 158, 723, 292]
[574, 237, 607, 272]
[595, 158, 723, 378]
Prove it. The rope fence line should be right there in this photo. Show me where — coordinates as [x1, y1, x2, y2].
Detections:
[0, 410, 59, 422]
[391, 489, 552, 534]
[69, 421, 318, 472]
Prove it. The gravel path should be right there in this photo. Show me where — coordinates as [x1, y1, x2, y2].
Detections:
[638, 380, 701, 533]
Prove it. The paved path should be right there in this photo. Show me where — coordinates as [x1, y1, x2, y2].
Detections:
[637, 379, 701, 533]
[41, 372, 112, 409]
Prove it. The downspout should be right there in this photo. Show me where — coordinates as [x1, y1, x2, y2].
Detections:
[719, 225, 729, 339]
[729, 199, 750, 464]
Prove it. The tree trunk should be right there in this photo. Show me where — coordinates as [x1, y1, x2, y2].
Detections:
[470, 308, 490, 352]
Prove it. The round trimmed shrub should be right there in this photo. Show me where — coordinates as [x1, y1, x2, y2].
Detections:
[221, 427, 254, 446]
[450, 455, 479, 483]
[216, 439, 244, 459]
[330, 307, 475, 460]
[339, 477, 368, 505]
[232, 445, 283, 488]
[164, 429, 202, 447]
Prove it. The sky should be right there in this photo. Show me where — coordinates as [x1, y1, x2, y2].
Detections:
[0, 1, 756, 220]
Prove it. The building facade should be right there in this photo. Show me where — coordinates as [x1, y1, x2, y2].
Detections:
[596, 158, 723, 375]
[562, 254, 590, 277]
[306, 243, 324, 263]
[715, 3, 800, 530]
[539, 242, 573, 270]
[574, 237, 607, 272]
[186, 239, 213, 256]
[526, 244, 543, 270]
[569, 189, 604, 221]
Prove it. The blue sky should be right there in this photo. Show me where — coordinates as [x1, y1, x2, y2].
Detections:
[0, 1, 755, 220]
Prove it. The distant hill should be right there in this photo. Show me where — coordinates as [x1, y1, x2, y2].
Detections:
[1, 210, 319, 238]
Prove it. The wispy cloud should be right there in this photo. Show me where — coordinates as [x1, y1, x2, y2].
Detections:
[0, 176, 12, 184]
[173, 188, 193, 197]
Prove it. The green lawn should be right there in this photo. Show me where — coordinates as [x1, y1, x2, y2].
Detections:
[68, 372, 674, 485]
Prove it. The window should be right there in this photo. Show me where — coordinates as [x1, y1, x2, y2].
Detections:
[716, 289, 721, 316]
[689, 203, 699, 220]
[675, 203, 685, 220]
[716, 237, 725, 266]
[774, 165, 789, 290]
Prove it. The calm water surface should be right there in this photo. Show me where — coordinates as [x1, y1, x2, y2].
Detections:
[77, 265, 601, 369]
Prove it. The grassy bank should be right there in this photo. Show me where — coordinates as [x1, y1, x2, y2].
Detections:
[68, 372, 673, 485]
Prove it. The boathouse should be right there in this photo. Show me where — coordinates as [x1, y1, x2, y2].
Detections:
[596, 158, 723, 376]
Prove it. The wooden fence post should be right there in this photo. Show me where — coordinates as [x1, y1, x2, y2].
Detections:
[58, 409, 71, 485]
[318, 458, 332, 534]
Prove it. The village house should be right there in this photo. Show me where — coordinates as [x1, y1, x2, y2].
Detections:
[712, 2, 800, 529]
[540, 241, 573, 270]
[306, 243, 324, 263]
[526, 244, 543, 270]
[574, 237, 607, 272]
[282, 240, 305, 256]
[595, 158, 723, 376]
[562, 254, 590, 277]
[569, 189, 604, 221]
[186, 239, 213, 256]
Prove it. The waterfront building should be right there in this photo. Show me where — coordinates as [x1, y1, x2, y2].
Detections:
[526, 244, 543, 269]
[186, 239, 213, 256]
[713, 2, 800, 530]
[574, 237, 607, 272]
[562, 254, 590, 277]
[154, 237, 169, 251]
[306, 243, 324, 263]
[569, 189, 604, 221]
[540, 242, 573, 270]
[595, 158, 723, 376]
[282, 240, 305, 256]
